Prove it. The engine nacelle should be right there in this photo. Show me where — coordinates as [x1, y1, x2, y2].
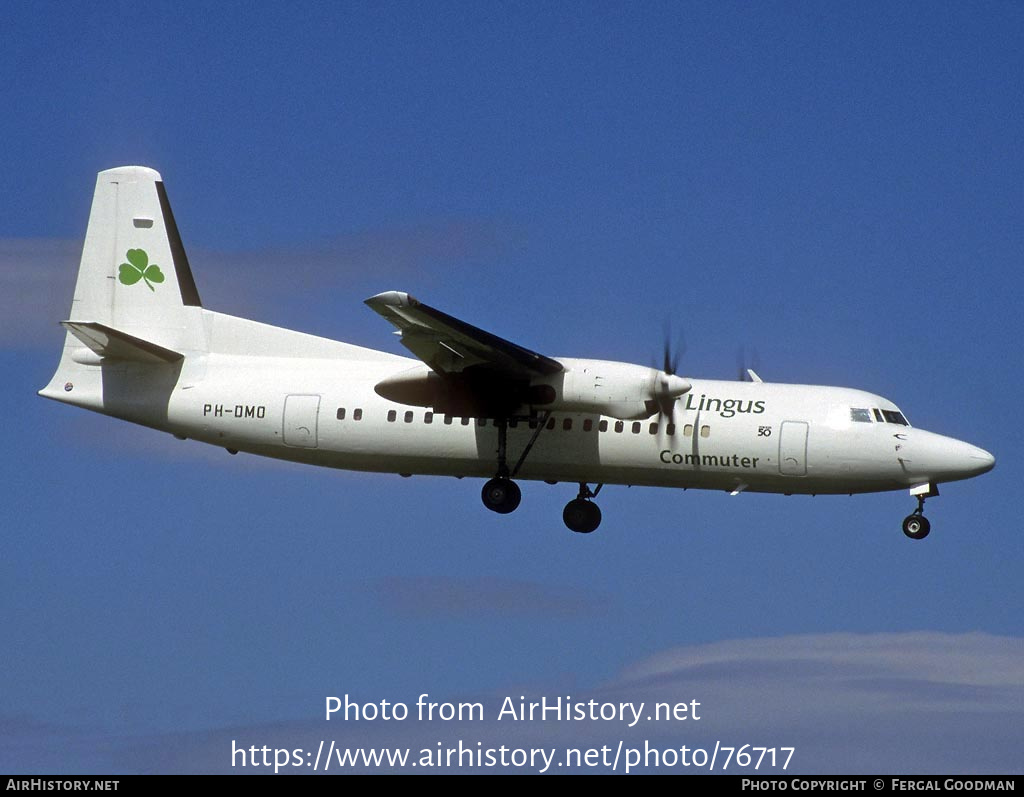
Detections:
[374, 358, 690, 421]
[533, 358, 690, 420]
[373, 366, 519, 417]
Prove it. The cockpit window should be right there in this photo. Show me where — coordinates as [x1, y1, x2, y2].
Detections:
[850, 408, 872, 423]
[873, 408, 884, 422]
[882, 410, 909, 426]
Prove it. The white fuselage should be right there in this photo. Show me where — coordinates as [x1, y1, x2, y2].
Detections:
[44, 309, 991, 498]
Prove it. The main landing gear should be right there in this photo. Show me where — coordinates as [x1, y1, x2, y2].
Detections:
[563, 483, 602, 534]
[481, 477, 521, 514]
[478, 415, 605, 533]
[483, 477, 605, 533]
[481, 415, 540, 517]
[902, 494, 931, 540]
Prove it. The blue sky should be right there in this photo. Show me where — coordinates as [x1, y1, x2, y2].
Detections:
[2, 1, 1021, 774]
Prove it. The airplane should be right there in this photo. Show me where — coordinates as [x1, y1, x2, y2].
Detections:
[39, 166, 995, 538]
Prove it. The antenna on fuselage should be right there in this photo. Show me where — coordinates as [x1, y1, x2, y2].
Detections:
[736, 345, 763, 382]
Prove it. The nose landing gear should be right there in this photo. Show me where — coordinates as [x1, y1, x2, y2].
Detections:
[902, 493, 931, 540]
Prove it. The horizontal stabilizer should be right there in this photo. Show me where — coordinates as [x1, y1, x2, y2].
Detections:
[61, 322, 184, 364]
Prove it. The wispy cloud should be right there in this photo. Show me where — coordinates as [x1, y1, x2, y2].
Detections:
[619, 631, 1024, 690]
[5, 219, 510, 350]
[13, 631, 1014, 774]
[192, 220, 511, 331]
[0, 238, 80, 349]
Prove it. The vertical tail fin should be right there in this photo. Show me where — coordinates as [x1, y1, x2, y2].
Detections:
[69, 166, 203, 344]
[40, 166, 206, 406]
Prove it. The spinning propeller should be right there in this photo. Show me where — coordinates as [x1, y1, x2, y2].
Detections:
[651, 324, 690, 418]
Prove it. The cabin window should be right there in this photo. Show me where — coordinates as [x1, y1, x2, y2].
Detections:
[509, 419, 519, 428]
[404, 411, 414, 423]
[700, 425, 710, 438]
[477, 418, 487, 427]
[353, 409, 362, 421]
[882, 410, 909, 426]
[462, 417, 470, 426]
[387, 410, 397, 423]
[649, 423, 658, 435]
[424, 412, 433, 424]
[444, 415, 453, 425]
[546, 417, 556, 430]
[851, 408, 872, 423]
[632, 422, 641, 434]
[599, 420, 608, 432]
[666, 423, 675, 436]
[563, 418, 572, 431]
[336, 408, 346, 420]
[614, 421, 624, 433]
[583, 419, 593, 432]
[683, 424, 693, 437]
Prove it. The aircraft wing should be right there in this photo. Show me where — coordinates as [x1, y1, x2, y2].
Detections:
[365, 291, 563, 379]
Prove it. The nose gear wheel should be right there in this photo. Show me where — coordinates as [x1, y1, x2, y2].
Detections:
[902, 494, 931, 540]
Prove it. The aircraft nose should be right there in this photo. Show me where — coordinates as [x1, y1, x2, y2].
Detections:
[965, 445, 996, 476]
[900, 433, 995, 482]
[939, 438, 995, 480]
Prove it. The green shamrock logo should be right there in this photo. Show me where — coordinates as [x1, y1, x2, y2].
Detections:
[118, 249, 165, 291]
